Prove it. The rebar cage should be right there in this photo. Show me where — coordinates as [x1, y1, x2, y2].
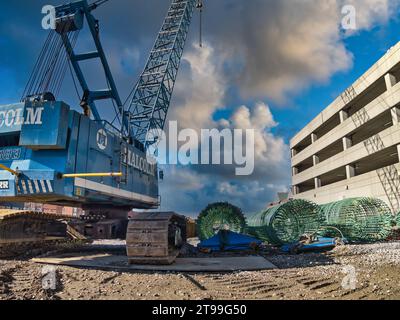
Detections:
[319, 198, 393, 242]
[196, 203, 246, 241]
[246, 200, 323, 245]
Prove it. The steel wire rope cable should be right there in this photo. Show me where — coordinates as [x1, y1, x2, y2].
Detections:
[21, 31, 54, 99]
[22, 31, 57, 98]
[41, 18, 75, 96]
[52, 30, 80, 97]
[21, 15, 81, 100]
[36, 30, 64, 94]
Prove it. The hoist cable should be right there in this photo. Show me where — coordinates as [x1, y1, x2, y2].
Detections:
[22, 16, 78, 100]
[22, 31, 54, 100]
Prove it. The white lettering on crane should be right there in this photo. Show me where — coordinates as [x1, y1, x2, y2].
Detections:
[5, 110, 16, 127]
[123, 147, 156, 176]
[0, 111, 5, 127]
[14, 108, 24, 126]
[25, 107, 44, 125]
[0, 107, 44, 128]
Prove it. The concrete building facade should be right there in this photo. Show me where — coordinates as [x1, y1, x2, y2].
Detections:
[291, 42, 400, 213]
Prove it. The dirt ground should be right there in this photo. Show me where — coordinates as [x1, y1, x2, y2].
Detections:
[0, 241, 400, 300]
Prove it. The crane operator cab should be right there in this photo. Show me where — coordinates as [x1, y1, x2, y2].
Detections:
[0, 93, 159, 211]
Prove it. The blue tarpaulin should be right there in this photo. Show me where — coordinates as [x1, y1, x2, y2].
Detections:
[198, 230, 262, 252]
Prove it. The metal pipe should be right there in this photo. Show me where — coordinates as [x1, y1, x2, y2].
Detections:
[0, 164, 20, 176]
[62, 172, 123, 178]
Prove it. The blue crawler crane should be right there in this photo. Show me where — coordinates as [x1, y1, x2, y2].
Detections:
[0, 0, 203, 262]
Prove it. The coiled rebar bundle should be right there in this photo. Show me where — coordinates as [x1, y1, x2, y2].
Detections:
[319, 198, 393, 242]
[396, 213, 400, 227]
[196, 203, 246, 241]
[246, 200, 323, 245]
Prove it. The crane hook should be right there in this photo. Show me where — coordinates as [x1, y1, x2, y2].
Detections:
[196, 0, 204, 48]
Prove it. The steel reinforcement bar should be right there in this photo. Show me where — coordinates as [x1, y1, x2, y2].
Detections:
[246, 199, 323, 245]
[318, 198, 393, 242]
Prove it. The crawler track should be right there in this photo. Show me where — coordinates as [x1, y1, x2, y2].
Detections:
[0, 239, 86, 259]
[0, 209, 74, 259]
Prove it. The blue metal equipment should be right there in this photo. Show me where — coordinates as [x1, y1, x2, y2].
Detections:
[281, 237, 339, 254]
[0, 0, 202, 244]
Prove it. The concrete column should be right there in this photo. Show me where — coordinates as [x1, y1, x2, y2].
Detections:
[311, 133, 318, 144]
[292, 167, 299, 176]
[391, 107, 400, 125]
[385, 73, 397, 90]
[313, 155, 320, 166]
[339, 110, 349, 123]
[346, 164, 356, 179]
[314, 178, 322, 189]
[292, 185, 300, 195]
[291, 148, 297, 158]
[343, 136, 353, 151]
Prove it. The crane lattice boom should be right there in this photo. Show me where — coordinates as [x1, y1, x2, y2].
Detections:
[127, 0, 199, 148]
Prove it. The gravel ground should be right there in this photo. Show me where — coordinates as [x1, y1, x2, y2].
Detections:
[0, 241, 399, 300]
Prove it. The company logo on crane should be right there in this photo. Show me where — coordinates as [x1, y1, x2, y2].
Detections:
[0, 107, 44, 129]
[96, 129, 108, 150]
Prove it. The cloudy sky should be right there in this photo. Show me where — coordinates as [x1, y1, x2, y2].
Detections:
[1, 0, 400, 217]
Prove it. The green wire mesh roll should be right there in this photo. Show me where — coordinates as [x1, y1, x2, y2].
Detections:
[319, 198, 393, 242]
[246, 200, 323, 245]
[386, 213, 400, 240]
[396, 213, 400, 227]
[196, 202, 246, 240]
